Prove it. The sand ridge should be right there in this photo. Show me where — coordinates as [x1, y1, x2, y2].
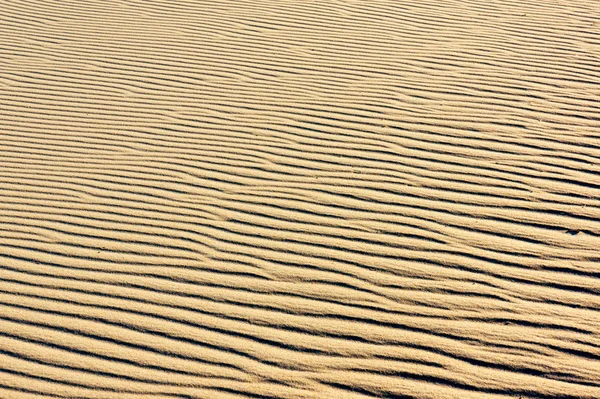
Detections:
[1, 0, 600, 398]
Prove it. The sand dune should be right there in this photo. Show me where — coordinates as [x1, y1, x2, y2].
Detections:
[1, 0, 600, 398]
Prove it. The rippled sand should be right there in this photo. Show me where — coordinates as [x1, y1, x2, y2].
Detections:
[1, 0, 600, 398]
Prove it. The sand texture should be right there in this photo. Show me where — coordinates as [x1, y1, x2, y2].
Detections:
[1, 0, 600, 398]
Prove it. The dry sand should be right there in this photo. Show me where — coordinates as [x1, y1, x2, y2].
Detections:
[1, 0, 600, 398]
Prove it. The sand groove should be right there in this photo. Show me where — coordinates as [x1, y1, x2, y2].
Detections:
[1, 0, 600, 398]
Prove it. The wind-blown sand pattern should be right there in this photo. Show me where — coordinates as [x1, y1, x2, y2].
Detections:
[1, 0, 600, 398]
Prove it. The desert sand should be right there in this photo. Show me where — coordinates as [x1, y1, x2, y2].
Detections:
[1, 0, 600, 398]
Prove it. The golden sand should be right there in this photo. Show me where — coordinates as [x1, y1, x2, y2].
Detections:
[1, 0, 600, 398]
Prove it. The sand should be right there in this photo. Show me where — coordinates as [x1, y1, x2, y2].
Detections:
[1, 0, 600, 398]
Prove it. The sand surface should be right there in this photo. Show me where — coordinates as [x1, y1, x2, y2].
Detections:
[1, 0, 600, 398]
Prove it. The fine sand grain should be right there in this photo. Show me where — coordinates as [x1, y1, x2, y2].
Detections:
[1, 0, 600, 398]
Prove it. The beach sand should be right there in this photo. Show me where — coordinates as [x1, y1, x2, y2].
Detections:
[1, 0, 600, 398]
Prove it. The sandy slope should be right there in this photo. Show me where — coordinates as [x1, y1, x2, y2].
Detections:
[1, 0, 600, 397]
